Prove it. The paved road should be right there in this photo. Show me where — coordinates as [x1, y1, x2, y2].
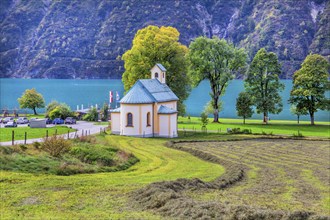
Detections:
[0, 121, 108, 146]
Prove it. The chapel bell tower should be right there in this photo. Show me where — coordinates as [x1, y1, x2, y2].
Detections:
[151, 63, 166, 84]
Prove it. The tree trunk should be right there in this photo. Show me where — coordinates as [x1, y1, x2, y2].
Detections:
[33, 107, 37, 115]
[213, 93, 219, 122]
[213, 109, 219, 123]
[263, 112, 268, 124]
[297, 115, 300, 124]
[243, 117, 246, 124]
[310, 111, 314, 125]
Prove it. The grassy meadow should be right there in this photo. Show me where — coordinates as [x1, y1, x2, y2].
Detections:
[2, 133, 329, 218]
[1, 135, 223, 219]
[0, 126, 75, 142]
[178, 116, 330, 137]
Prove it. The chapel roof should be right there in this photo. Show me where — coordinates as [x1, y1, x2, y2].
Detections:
[156, 63, 166, 72]
[109, 107, 121, 113]
[158, 105, 178, 114]
[120, 79, 178, 104]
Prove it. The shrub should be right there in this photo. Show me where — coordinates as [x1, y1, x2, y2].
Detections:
[19, 144, 27, 151]
[293, 131, 304, 138]
[200, 112, 209, 128]
[69, 144, 116, 166]
[47, 101, 74, 120]
[100, 103, 109, 121]
[33, 142, 41, 149]
[41, 136, 71, 157]
[83, 107, 98, 121]
[76, 135, 96, 144]
[261, 130, 273, 135]
[0, 146, 14, 155]
[228, 128, 252, 134]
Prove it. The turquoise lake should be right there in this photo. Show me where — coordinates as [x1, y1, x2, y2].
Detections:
[0, 78, 329, 121]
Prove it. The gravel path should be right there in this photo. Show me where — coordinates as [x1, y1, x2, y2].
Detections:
[0, 121, 108, 146]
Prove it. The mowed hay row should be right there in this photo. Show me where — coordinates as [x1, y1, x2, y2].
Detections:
[175, 139, 330, 215]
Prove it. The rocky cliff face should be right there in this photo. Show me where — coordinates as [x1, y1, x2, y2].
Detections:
[0, 0, 328, 79]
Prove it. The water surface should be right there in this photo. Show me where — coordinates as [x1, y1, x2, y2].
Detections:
[0, 79, 328, 121]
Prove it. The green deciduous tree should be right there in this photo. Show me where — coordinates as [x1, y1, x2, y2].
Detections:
[101, 103, 109, 121]
[46, 101, 74, 120]
[46, 100, 60, 115]
[289, 54, 329, 125]
[290, 105, 308, 124]
[83, 107, 98, 122]
[18, 88, 45, 115]
[188, 36, 247, 122]
[236, 92, 254, 124]
[49, 105, 74, 120]
[203, 100, 223, 116]
[122, 25, 190, 116]
[245, 48, 284, 123]
[200, 112, 209, 129]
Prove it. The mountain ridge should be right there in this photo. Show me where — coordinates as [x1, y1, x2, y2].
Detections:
[0, 0, 329, 79]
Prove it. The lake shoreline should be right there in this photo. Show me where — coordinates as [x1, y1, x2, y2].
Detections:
[1, 78, 329, 121]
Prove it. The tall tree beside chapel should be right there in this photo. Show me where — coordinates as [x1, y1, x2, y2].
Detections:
[122, 25, 190, 115]
[289, 54, 329, 125]
[245, 48, 284, 123]
[188, 36, 247, 122]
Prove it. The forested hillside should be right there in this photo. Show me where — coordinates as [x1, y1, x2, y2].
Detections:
[0, 0, 328, 79]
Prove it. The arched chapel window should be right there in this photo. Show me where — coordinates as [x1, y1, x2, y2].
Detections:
[154, 72, 158, 78]
[127, 113, 133, 126]
[147, 112, 151, 126]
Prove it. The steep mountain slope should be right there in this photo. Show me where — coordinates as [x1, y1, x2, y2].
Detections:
[0, 0, 328, 79]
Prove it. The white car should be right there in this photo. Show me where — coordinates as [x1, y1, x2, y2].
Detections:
[17, 117, 29, 124]
[4, 121, 17, 127]
[2, 117, 14, 124]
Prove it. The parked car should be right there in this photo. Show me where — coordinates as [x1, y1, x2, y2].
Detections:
[5, 121, 17, 127]
[64, 117, 76, 124]
[17, 117, 29, 124]
[2, 117, 14, 124]
[45, 118, 52, 124]
[53, 118, 64, 124]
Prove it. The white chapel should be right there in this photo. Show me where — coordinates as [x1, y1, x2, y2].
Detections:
[110, 64, 178, 138]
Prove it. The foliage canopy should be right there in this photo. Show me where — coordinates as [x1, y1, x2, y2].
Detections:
[122, 25, 190, 115]
[236, 92, 254, 124]
[17, 88, 45, 115]
[83, 107, 98, 121]
[100, 103, 109, 121]
[46, 101, 74, 120]
[289, 54, 329, 125]
[245, 48, 284, 123]
[188, 36, 247, 122]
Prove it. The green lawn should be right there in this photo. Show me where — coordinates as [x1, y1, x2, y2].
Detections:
[178, 117, 330, 137]
[1, 135, 223, 219]
[93, 121, 110, 126]
[0, 126, 75, 142]
[25, 114, 46, 119]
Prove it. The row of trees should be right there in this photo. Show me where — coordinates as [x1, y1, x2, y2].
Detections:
[236, 53, 329, 125]
[122, 25, 329, 125]
[17, 90, 110, 122]
[17, 89, 74, 119]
